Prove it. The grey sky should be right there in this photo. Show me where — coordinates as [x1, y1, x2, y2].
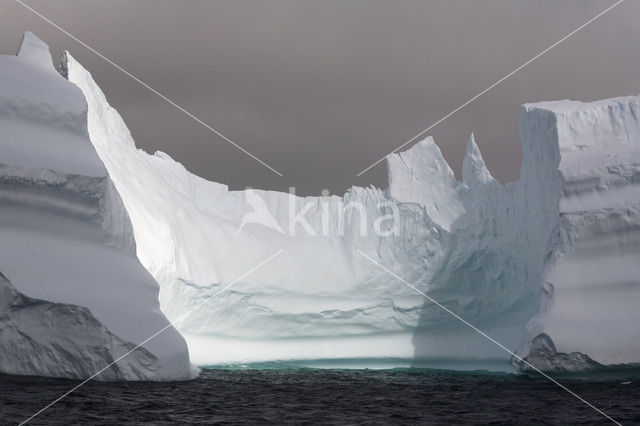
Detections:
[1, 0, 639, 195]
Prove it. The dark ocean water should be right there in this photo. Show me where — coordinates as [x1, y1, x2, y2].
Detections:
[2, 368, 640, 425]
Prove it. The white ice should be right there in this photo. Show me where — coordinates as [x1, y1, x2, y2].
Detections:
[0, 32, 196, 380]
[2, 31, 638, 376]
[65, 39, 640, 372]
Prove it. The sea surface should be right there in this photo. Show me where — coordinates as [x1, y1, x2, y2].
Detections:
[1, 368, 639, 425]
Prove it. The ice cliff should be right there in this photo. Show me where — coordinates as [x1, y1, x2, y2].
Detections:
[1, 32, 638, 376]
[514, 98, 640, 372]
[0, 32, 196, 380]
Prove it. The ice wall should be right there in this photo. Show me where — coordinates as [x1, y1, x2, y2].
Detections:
[514, 97, 640, 372]
[0, 33, 196, 380]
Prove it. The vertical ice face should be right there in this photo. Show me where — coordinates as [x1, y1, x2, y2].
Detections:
[0, 33, 196, 380]
[515, 97, 640, 371]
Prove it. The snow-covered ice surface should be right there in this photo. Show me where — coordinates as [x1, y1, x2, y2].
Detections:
[63, 34, 640, 373]
[0, 33, 196, 380]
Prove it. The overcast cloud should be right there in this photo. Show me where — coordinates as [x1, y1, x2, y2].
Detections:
[1, 0, 639, 194]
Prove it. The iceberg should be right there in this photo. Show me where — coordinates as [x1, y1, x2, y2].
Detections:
[0, 33, 196, 380]
[63, 38, 640, 371]
[1, 32, 638, 375]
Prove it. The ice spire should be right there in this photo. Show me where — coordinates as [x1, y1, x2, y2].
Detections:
[386, 136, 464, 230]
[16, 31, 55, 72]
[462, 133, 496, 188]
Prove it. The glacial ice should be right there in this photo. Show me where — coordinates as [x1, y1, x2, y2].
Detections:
[514, 98, 640, 371]
[0, 33, 196, 380]
[1, 31, 638, 376]
[64, 36, 640, 372]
